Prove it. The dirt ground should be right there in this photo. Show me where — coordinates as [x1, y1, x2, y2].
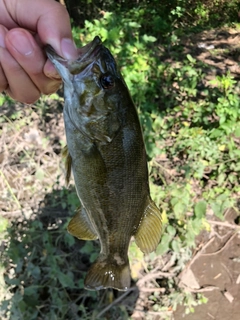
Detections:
[174, 208, 240, 320]
[182, 27, 240, 80]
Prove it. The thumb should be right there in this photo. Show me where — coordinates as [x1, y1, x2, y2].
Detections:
[7, 0, 78, 59]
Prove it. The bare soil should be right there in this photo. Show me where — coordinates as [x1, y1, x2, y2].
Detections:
[174, 208, 240, 320]
[182, 27, 240, 80]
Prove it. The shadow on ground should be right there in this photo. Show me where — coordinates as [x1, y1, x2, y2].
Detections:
[182, 29, 240, 79]
[0, 187, 139, 319]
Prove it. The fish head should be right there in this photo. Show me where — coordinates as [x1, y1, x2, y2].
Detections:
[46, 37, 128, 139]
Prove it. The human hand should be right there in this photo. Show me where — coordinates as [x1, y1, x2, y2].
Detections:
[0, 0, 78, 103]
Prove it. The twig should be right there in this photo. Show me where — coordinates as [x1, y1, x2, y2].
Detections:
[162, 256, 176, 272]
[137, 271, 175, 286]
[140, 287, 166, 293]
[151, 160, 168, 186]
[208, 220, 240, 230]
[214, 230, 233, 240]
[182, 285, 220, 293]
[94, 287, 136, 319]
[132, 309, 173, 317]
[141, 263, 160, 288]
[207, 312, 215, 319]
[202, 233, 237, 256]
[223, 291, 234, 303]
[0, 210, 22, 217]
[221, 262, 233, 283]
[147, 310, 173, 316]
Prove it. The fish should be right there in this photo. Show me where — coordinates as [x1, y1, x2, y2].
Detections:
[45, 36, 162, 291]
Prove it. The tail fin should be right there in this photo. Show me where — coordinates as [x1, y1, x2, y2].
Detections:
[84, 255, 131, 291]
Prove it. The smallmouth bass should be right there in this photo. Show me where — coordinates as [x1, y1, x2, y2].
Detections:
[46, 36, 162, 291]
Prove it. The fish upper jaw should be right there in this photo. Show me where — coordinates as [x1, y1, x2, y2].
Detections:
[45, 36, 102, 87]
[45, 44, 74, 91]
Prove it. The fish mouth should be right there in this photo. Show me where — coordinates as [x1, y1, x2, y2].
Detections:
[76, 36, 102, 63]
[45, 36, 102, 70]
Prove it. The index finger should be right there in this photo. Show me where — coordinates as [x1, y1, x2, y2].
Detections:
[3, 0, 78, 59]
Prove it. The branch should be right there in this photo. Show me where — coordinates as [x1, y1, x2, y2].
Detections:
[182, 285, 220, 293]
[94, 287, 136, 319]
[137, 271, 175, 286]
[208, 220, 240, 230]
[202, 233, 237, 256]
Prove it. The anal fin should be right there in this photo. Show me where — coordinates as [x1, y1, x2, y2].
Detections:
[134, 197, 162, 254]
[67, 207, 98, 240]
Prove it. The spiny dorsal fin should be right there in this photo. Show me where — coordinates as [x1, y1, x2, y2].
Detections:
[134, 197, 162, 254]
[67, 207, 98, 240]
[62, 145, 72, 186]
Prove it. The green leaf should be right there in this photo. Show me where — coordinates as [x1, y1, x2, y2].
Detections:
[142, 34, 157, 42]
[31, 266, 41, 279]
[0, 300, 9, 313]
[194, 200, 207, 219]
[128, 21, 141, 28]
[156, 233, 172, 255]
[99, 28, 108, 41]
[58, 271, 75, 288]
[0, 94, 6, 106]
[35, 168, 45, 181]
[167, 225, 176, 237]
[18, 300, 27, 312]
[171, 239, 181, 252]
[234, 126, 240, 137]
[173, 202, 186, 219]
[0, 216, 8, 232]
[64, 233, 75, 247]
[210, 202, 224, 220]
[108, 27, 120, 41]
[78, 278, 84, 289]
[90, 252, 99, 263]
[186, 54, 196, 63]
[24, 286, 38, 296]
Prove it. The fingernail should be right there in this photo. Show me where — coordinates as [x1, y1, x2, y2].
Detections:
[44, 59, 62, 80]
[9, 30, 33, 56]
[61, 38, 78, 60]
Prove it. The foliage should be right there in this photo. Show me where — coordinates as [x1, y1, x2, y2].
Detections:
[65, 0, 240, 32]
[1, 0, 240, 318]
[0, 187, 127, 319]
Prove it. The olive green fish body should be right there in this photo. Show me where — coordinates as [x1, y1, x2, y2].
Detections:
[46, 37, 162, 291]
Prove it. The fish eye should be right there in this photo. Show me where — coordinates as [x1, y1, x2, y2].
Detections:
[100, 73, 115, 89]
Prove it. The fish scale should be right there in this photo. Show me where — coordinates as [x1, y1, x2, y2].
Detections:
[46, 36, 162, 291]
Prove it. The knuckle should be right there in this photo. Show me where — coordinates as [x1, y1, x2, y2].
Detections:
[6, 87, 40, 104]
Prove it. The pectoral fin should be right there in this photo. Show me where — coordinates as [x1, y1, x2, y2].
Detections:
[62, 145, 72, 186]
[134, 197, 162, 254]
[67, 207, 98, 240]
